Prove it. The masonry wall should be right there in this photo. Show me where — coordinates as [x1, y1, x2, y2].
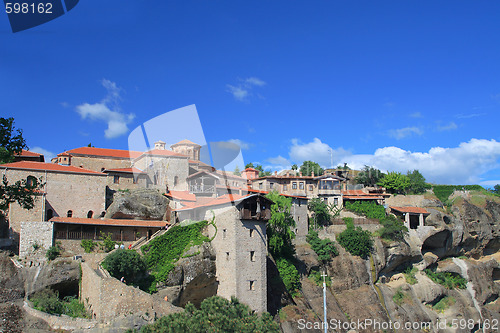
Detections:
[4, 169, 107, 231]
[134, 156, 189, 191]
[206, 204, 267, 313]
[106, 173, 148, 191]
[8, 194, 45, 237]
[19, 221, 54, 258]
[291, 198, 309, 236]
[68, 155, 132, 172]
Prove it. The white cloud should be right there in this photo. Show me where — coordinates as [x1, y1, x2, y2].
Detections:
[437, 122, 458, 131]
[30, 146, 55, 161]
[266, 155, 290, 167]
[456, 112, 486, 119]
[479, 180, 500, 187]
[76, 79, 135, 139]
[409, 112, 422, 118]
[388, 126, 423, 139]
[226, 77, 266, 102]
[227, 139, 252, 150]
[284, 138, 500, 184]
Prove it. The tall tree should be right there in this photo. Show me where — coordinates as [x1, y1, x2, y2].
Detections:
[233, 165, 241, 176]
[493, 184, 500, 195]
[265, 191, 296, 258]
[377, 171, 410, 194]
[406, 170, 431, 194]
[300, 161, 323, 176]
[0, 117, 27, 164]
[308, 197, 331, 227]
[355, 165, 384, 187]
[291, 164, 298, 171]
[245, 162, 254, 169]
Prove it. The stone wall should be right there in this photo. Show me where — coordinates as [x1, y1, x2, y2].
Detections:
[385, 194, 426, 207]
[133, 156, 189, 192]
[19, 221, 54, 258]
[23, 301, 97, 331]
[69, 155, 132, 173]
[8, 193, 45, 239]
[291, 198, 308, 236]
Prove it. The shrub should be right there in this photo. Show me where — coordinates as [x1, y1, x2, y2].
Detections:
[62, 296, 90, 318]
[306, 229, 338, 262]
[99, 232, 116, 252]
[337, 223, 373, 259]
[30, 288, 63, 315]
[404, 266, 418, 285]
[378, 215, 408, 242]
[102, 249, 147, 284]
[433, 296, 455, 313]
[424, 269, 467, 289]
[80, 239, 96, 253]
[393, 288, 406, 306]
[308, 198, 332, 226]
[46, 245, 60, 261]
[344, 201, 386, 220]
[309, 268, 331, 287]
[276, 257, 301, 296]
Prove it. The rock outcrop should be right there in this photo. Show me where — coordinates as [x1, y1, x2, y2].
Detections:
[104, 188, 170, 220]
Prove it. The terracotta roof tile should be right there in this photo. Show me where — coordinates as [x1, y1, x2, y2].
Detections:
[390, 206, 430, 214]
[50, 217, 168, 227]
[175, 193, 247, 211]
[171, 139, 200, 146]
[343, 195, 383, 200]
[64, 147, 143, 159]
[165, 191, 197, 202]
[0, 161, 106, 175]
[16, 149, 42, 157]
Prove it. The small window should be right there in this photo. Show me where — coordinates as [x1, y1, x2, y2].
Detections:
[174, 176, 179, 187]
[223, 229, 227, 239]
[259, 182, 263, 189]
[249, 229, 254, 237]
[309, 185, 313, 191]
[292, 182, 297, 189]
[226, 252, 230, 260]
[46, 209, 53, 221]
[67, 210, 73, 217]
[283, 184, 288, 191]
[101, 167, 105, 172]
[26, 176, 37, 187]
[298, 216, 300, 221]
[334, 198, 339, 206]
[250, 251, 255, 262]
[324, 198, 328, 203]
[87, 211, 93, 218]
[100, 211, 105, 217]
[249, 280, 255, 290]
[133, 176, 138, 184]
[113, 175, 120, 184]
[299, 182, 304, 190]
[269, 183, 274, 189]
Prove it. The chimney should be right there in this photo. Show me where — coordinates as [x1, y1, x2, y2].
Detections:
[286, 172, 290, 177]
[311, 171, 315, 177]
[154, 141, 166, 150]
[274, 171, 278, 176]
[299, 172, 302, 177]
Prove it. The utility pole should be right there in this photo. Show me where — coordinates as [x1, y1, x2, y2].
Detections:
[322, 270, 328, 333]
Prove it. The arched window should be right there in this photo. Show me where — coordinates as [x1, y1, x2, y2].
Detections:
[46, 209, 53, 221]
[67, 210, 73, 217]
[100, 211, 105, 218]
[174, 176, 179, 187]
[101, 167, 105, 172]
[87, 211, 93, 218]
[26, 176, 37, 187]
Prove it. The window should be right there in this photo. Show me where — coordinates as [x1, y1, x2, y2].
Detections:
[174, 176, 179, 187]
[334, 198, 339, 206]
[133, 176, 138, 184]
[249, 229, 254, 237]
[67, 210, 73, 217]
[269, 182, 274, 189]
[45, 209, 53, 221]
[309, 185, 313, 191]
[26, 176, 37, 187]
[324, 198, 328, 203]
[249, 280, 255, 290]
[223, 229, 227, 239]
[250, 251, 255, 262]
[101, 167, 105, 172]
[87, 211, 93, 218]
[283, 184, 288, 191]
[226, 252, 230, 260]
[113, 175, 120, 184]
[299, 182, 304, 190]
[292, 182, 297, 189]
[259, 182, 263, 189]
[100, 211, 105, 218]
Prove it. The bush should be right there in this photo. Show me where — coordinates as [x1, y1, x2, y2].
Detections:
[99, 232, 116, 252]
[46, 245, 60, 261]
[433, 296, 455, 313]
[344, 201, 386, 220]
[134, 296, 279, 333]
[424, 268, 467, 289]
[393, 288, 407, 306]
[306, 229, 338, 262]
[404, 266, 418, 285]
[102, 249, 147, 284]
[80, 239, 96, 253]
[337, 223, 373, 259]
[308, 198, 332, 226]
[378, 215, 408, 242]
[29, 288, 90, 318]
[309, 268, 331, 287]
[276, 257, 301, 296]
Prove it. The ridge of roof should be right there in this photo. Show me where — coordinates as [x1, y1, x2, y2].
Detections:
[65, 147, 143, 159]
[0, 161, 106, 175]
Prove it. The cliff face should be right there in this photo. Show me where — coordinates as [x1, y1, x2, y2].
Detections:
[282, 194, 500, 333]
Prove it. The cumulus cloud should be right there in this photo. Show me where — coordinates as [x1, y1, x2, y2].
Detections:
[227, 139, 252, 150]
[284, 138, 500, 185]
[226, 77, 266, 101]
[266, 155, 290, 167]
[437, 122, 458, 132]
[76, 79, 135, 139]
[30, 146, 55, 161]
[388, 126, 423, 139]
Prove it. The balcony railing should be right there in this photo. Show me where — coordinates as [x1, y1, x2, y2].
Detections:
[190, 185, 215, 193]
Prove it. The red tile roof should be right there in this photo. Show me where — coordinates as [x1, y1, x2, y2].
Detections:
[104, 167, 145, 174]
[64, 147, 143, 159]
[0, 161, 106, 175]
[165, 191, 197, 202]
[171, 139, 200, 146]
[175, 193, 247, 211]
[246, 188, 308, 199]
[343, 195, 384, 200]
[50, 217, 168, 227]
[390, 206, 430, 214]
[16, 149, 42, 157]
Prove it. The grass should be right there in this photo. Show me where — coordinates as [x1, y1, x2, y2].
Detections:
[424, 269, 467, 289]
[432, 296, 455, 313]
[404, 266, 418, 285]
[393, 288, 410, 306]
[308, 268, 331, 287]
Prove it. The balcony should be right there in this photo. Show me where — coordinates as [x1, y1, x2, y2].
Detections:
[190, 185, 215, 194]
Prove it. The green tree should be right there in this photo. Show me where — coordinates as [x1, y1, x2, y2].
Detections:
[136, 296, 279, 333]
[377, 171, 410, 194]
[300, 161, 323, 176]
[306, 229, 338, 263]
[406, 170, 431, 194]
[377, 215, 408, 242]
[337, 219, 373, 258]
[245, 162, 254, 169]
[102, 249, 148, 284]
[308, 197, 331, 227]
[265, 191, 296, 258]
[291, 164, 298, 171]
[233, 165, 241, 176]
[355, 165, 384, 187]
[491, 184, 500, 195]
[0, 117, 27, 164]
[254, 164, 272, 177]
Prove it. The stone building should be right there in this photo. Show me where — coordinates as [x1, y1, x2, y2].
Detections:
[389, 206, 430, 230]
[53, 147, 142, 172]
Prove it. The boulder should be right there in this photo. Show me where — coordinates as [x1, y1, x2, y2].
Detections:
[104, 188, 169, 220]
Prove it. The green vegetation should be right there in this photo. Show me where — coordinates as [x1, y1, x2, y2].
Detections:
[337, 218, 373, 259]
[46, 244, 61, 261]
[299, 160, 323, 177]
[344, 201, 386, 220]
[377, 171, 410, 194]
[377, 215, 408, 242]
[131, 296, 279, 333]
[80, 239, 97, 253]
[308, 197, 332, 226]
[432, 296, 455, 313]
[393, 288, 408, 306]
[308, 268, 331, 287]
[102, 249, 148, 284]
[141, 220, 211, 291]
[276, 258, 301, 296]
[406, 170, 431, 194]
[29, 288, 90, 318]
[306, 229, 338, 263]
[491, 184, 500, 195]
[403, 266, 418, 285]
[233, 165, 241, 176]
[99, 231, 117, 252]
[355, 166, 384, 187]
[432, 184, 487, 204]
[424, 269, 467, 289]
[265, 191, 296, 258]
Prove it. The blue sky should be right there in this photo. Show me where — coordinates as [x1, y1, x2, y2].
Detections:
[1, 1, 500, 185]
